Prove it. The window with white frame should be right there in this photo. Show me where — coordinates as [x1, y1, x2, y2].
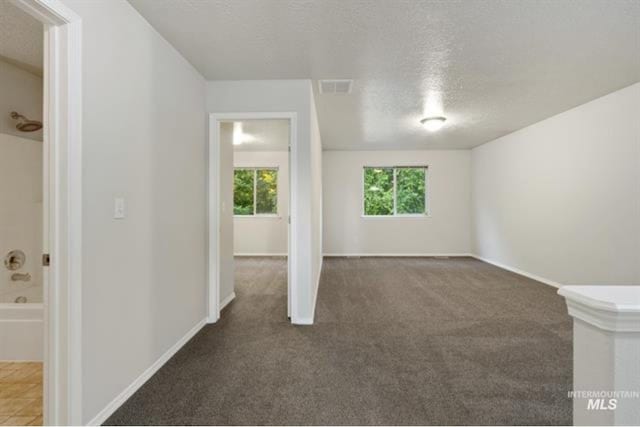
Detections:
[234, 167, 278, 215]
[362, 166, 428, 216]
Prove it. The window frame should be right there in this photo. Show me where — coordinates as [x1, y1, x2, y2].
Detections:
[233, 166, 280, 217]
[361, 165, 430, 218]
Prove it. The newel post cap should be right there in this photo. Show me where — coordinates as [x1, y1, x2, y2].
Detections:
[558, 286, 640, 332]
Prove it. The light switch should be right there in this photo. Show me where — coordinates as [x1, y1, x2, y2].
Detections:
[114, 197, 126, 219]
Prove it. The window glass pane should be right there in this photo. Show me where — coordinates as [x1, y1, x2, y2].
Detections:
[364, 167, 394, 215]
[234, 169, 254, 215]
[396, 167, 426, 214]
[256, 169, 278, 214]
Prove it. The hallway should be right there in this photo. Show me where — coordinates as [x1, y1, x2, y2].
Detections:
[106, 257, 572, 425]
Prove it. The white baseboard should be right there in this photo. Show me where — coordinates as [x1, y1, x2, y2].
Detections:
[323, 253, 474, 258]
[234, 253, 287, 257]
[87, 318, 207, 426]
[220, 291, 236, 310]
[471, 254, 563, 288]
[292, 257, 323, 326]
[309, 256, 323, 323]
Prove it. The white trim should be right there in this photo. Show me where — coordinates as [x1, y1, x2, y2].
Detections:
[360, 214, 432, 219]
[10, 1, 83, 424]
[558, 286, 640, 332]
[234, 165, 282, 169]
[311, 256, 322, 321]
[234, 215, 282, 219]
[323, 253, 474, 258]
[0, 303, 44, 310]
[87, 319, 207, 426]
[0, 320, 43, 324]
[209, 113, 297, 325]
[392, 167, 397, 215]
[558, 286, 640, 312]
[10, 0, 77, 25]
[207, 117, 221, 323]
[220, 292, 236, 311]
[294, 256, 323, 326]
[471, 254, 564, 288]
[565, 298, 640, 333]
[287, 116, 296, 320]
[234, 253, 288, 257]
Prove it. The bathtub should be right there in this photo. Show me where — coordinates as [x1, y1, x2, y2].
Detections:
[0, 303, 43, 361]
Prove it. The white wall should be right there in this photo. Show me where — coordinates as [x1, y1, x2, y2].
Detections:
[0, 61, 43, 303]
[233, 151, 289, 256]
[310, 90, 323, 312]
[0, 133, 42, 303]
[60, 0, 207, 423]
[206, 80, 321, 324]
[219, 123, 235, 303]
[323, 150, 471, 255]
[0, 59, 42, 142]
[472, 83, 640, 286]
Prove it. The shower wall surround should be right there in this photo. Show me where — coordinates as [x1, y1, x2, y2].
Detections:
[0, 59, 43, 141]
[0, 57, 43, 303]
[0, 132, 43, 303]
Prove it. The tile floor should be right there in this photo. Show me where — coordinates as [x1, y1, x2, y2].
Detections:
[0, 362, 42, 426]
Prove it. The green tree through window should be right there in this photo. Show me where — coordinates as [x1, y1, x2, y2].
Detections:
[233, 169, 254, 215]
[396, 167, 425, 214]
[233, 168, 278, 215]
[256, 169, 278, 214]
[364, 168, 394, 215]
[363, 166, 427, 216]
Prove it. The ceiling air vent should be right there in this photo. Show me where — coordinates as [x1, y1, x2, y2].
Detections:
[319, 79, 353, 95]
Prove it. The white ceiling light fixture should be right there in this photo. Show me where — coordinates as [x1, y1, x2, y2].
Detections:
[233, 122, 258, 145]
[420, 116, 447, 132]
[233, 122, 244, 145]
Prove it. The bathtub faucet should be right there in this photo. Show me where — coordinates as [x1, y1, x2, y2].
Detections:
[11, 272, 31, 282]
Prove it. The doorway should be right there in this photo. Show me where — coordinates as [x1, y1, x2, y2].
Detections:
[6, 0, 82, 425]
[208, 113, 297, 323]
[0, 3, 45, 424]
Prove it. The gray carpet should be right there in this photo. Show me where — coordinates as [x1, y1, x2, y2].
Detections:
[105, 256, 572, 425]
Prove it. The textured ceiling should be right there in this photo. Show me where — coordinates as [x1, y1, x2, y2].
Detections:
[231, 119, 289, 152]
[0, 1, 43, 75]
[129, 0, 640, 150]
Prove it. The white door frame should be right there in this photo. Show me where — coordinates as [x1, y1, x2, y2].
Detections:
[10, 0, 83, 424]
[208, 113, 297, 323]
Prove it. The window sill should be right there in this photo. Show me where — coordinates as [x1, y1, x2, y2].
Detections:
[234, 215, 282, 219]
[361, 214, 431, 219]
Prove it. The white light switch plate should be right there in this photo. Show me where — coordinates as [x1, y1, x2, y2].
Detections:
[114, 197, 126, 219]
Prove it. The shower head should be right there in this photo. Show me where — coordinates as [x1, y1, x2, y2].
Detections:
[10, 111, 42, 132]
